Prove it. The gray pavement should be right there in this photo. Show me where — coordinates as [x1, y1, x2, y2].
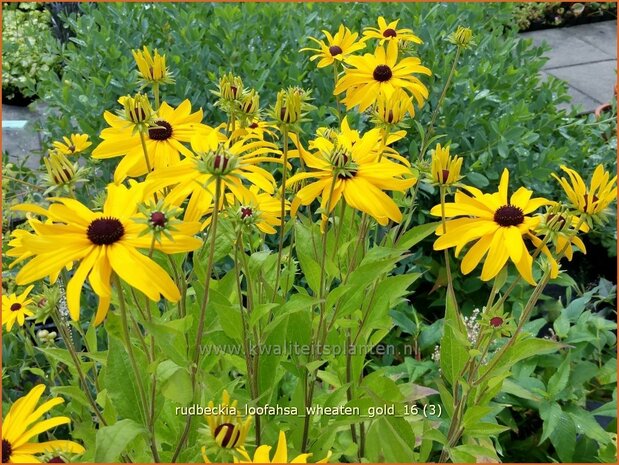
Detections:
[2, 103, 44, 170]
[521, 20, 617, 113]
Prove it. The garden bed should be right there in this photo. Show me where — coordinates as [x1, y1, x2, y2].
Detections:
[2, 2, 617, 464]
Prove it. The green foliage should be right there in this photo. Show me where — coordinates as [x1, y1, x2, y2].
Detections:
[1, 3, 60, 101]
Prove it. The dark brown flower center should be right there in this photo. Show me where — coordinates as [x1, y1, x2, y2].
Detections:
[547, 213, 566, 228]
[441, 169, 450, 183]
[148, 120, 173, 141]
[337, 168, 358, 180]
[2, 439, 12, 463]
[68, 145, 76, 153]
[490, 316, 503, 328]
[329, 45, 343, 56]
[52, 168, 74, 184]
[240, 207, 253, 219]
[494, 205, 524, 227]
[150, 212, 166, 227]
[87, 217, 125, 245]
[279, 106, 292, 123]
[10, 303, 22, 312]
[48, 457, 65, 463]
[373, 65, 392, 82]
[214, 423, 239, 448]
[249, 122, 259, 129]
[383, 28, 397, 38]
[584, 193, 599, 211]
[213, 154, 229, 171]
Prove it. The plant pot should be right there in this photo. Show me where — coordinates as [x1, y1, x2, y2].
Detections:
[594, 103, 612, 119]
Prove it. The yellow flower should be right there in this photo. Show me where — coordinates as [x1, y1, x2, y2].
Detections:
[233, 188, 287, 235]
[288, 121, 416, 226]
[372, 87, 415, 123]
[1, 385, 85, 463]
[532, 209, 589, 262]
[118, 93, 156, 127]
[148, 129, 280, 223]
[92, 99, 209, 183]
[132, 46, 175, 86]
[273, 87, 313, 126]
[2, 285, 35, 331]
[301, 25, 366, 68]
[363, 16, 423, 45]
[334, 40, 431, 112]
[52, 134, 92, 156]
[430, 143, 463, 186]
[448, 26, 475, 49]
[552, 164, 617, 224]
[43, 150, 74, 185]
[431, 169, 553, 285]
[232, 118, 278, 142]
[203, 390, 251, 452]
[11, 182, 202, 325]
[234, 431, 331, 463]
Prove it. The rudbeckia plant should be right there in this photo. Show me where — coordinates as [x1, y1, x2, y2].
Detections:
[2, 11, 615, 465]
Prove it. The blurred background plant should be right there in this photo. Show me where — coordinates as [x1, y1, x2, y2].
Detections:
[513, 1, 617, 31]
[1, 2, 61, 104]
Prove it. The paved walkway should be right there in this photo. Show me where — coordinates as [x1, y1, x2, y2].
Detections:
[2, 21, 617, 166]
[521, 20, 617, 113]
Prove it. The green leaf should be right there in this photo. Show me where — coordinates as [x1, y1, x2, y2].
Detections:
[539, 401, 562, 445]
[365, 416, 416, 462]
[465, 422, 511, 436]
[440, 292, 468, 386]
[395, 221, 440, 250]
[95, 419, 147, 462]
[105, 336, 146, 424]
[156, 360, 192, 405]
[550, 410, 576, 462]
[142, 316, 191, 366]
[547, 355, 571, 399]
[501, 378, 542, 402]
[462, 406, 493, 428]
[565, 405, 612, 445]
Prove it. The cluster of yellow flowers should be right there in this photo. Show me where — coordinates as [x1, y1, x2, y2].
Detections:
[2, 15, 616, 464]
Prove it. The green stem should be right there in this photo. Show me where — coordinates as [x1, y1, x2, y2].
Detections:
[301, 175, 337, 452]
[113, 274, 158, 462]
[139, 131, 153, 173]
[153, 82, 160, 111]
[171, 177, 222, 462]
[273, 127, 290, 300]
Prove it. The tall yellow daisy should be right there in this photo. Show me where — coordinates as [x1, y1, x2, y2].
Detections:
[552, 164, 617, 223]
[431, 169, 552, 285]
[11, 182, 202, 325]
[147, 129, 280, 223]
[132, 45, 175, 86]
[2, 285, 35, 331]
[430, 143, 463, 186]
[1, 385, 85, 463]
[288, 122, 416, 226]
[334, 40, 431, 112]
[92, 99, 209, 183]
[52, 134, 92, 156]
[204, 391, 252, 450]
[233, 431, 331, 464]
[363, 16, 423, 45]
[301, 25, 366, 68]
